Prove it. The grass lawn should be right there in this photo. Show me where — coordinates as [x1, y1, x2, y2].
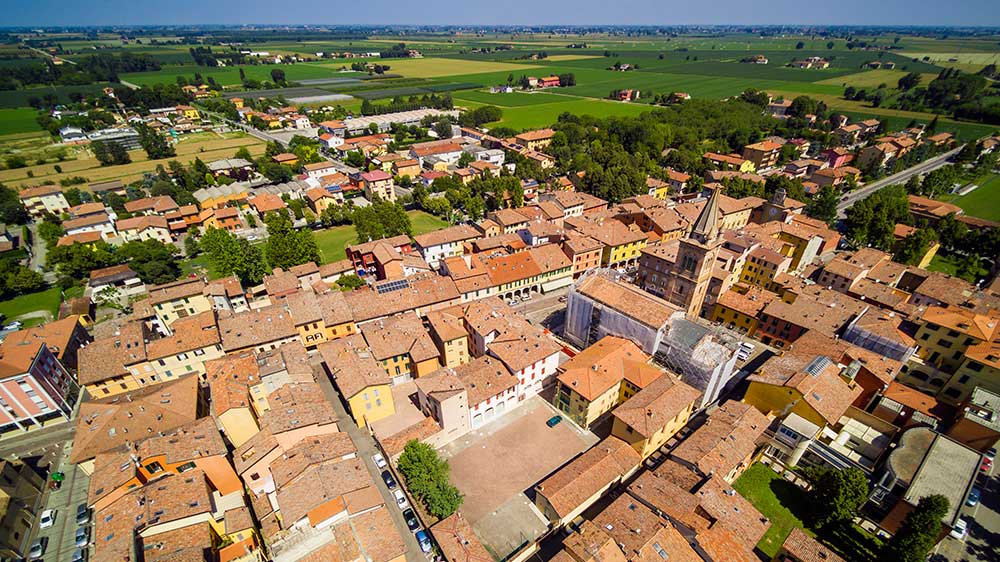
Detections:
[733, 463, 882, 561]
[945, 173, 1000, 222]
[927, 252, 962, 277]
[315, 210, 448, 264]
[0, 108, 42, 136]
[733, 463, 810, 558]
[481, 97, 650, 130]
[0, 286, 63, 324]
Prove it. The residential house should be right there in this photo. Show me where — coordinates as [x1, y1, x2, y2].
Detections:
[610, 372, 700, 459]
[116, 215, 172, 244]
[19, 185, 69, 218]
[318, 335, 395, 427]
[742, 140, 782, 170]
[554, 336, 665, 427]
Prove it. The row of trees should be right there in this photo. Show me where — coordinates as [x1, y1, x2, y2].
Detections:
[48, 238, 182, 285]
[397, 440, 463, 519]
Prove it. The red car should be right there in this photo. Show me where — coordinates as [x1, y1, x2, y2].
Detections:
[981, 456, 993, 473]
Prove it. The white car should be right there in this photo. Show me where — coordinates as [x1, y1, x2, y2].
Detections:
[372, 453, 388, 470]
[949, 517, 968, 540]
[39, 509, 56, 528]
[392, 489, 409, 510]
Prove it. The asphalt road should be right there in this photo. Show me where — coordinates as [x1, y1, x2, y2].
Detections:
[836, 147, 963, 218]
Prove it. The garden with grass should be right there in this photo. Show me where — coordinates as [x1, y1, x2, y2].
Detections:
[315, 209, 448, 263]
[733, 463, 883, 561]
[0, 286, 64, 327]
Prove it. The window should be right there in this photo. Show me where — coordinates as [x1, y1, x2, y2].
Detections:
[177, 461, 196, 473]
[144, 461, 163, 474]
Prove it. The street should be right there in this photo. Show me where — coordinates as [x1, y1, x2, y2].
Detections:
[312, 357, 428, 562]
[836, 147, 962, 218]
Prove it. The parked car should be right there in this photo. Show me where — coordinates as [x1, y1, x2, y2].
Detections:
[546, 415, 562, 428]
[949, 517, 968, 540]
[28, 537, 46, 559]
[76, 503, 90, 525]
[521, 293, 532, 301]
[967, 486, 982, 507]
[381, 470, 397, 490]
[981, 456, 993, 473]
[3, 321, 23, 331]
[71, 548, 88, 562]
[402, 508, 419, 531]
[372, 453, 388, 470]
[986, 447, 997, 461]
[506, 299, 518, 306]
[736, 342, 755, 361]
[39, 509, 55, 528]
[75, 526, 90, 548]
[393, 489, 409, 510]
[415, 530, 433, 553]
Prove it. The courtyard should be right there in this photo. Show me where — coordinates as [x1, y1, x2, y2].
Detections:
[438, 395, 598, 559]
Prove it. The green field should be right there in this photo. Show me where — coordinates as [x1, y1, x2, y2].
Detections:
[945, 173, 1000, 222]
[315, 210, 449, 263]
[0, 83, 113, 109]
[0, 108, 42, 135]
[0, 287, 63, 326]
[927, 253, 962, 277]
[120, 63, 361, 87]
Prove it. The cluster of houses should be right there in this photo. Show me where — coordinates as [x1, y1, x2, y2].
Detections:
[231, 97, 313, 130]
[7, 96, 1000, 562]
[58, 103, 208, 145]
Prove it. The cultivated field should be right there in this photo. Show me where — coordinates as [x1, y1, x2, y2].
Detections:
[0, 131, 266, 188]
[0, 108, 43, 135]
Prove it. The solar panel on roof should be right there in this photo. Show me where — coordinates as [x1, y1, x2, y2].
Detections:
[804, 355, 833, 377]
[376, 279, 410, 295]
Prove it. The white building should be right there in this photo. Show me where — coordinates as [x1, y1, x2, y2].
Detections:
[412, 224, 481, 269]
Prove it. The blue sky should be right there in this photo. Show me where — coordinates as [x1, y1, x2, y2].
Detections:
[4, 0, 999, 26]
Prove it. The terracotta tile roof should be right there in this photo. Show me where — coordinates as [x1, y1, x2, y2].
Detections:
[431, 512, 493, 562]
[68, 202, 106, 217]
[77, 321, 149, 384]
[780, 528, 845, 562]
[94, 473, 214, 562]
[529, 243, 572, 273]
[414, 224, 481, 249]
[880, 381, 954, 421]
[218, 303, 298, 352]
[611, 373, 699, 439]
[19, 184, 62, 198]
[535, 437, 640, 519]
[515, 128, 555, 142]
[206, 351, 259, 416]
[261, 382, 338, 435]
[0, 315, 83, 375]
[716, 286, 777, 317]
[748, 337, 864, 425]
[147, 278, 207, 306]
[142, 521, 215, 562]
[318, 334, 392, 398]
[560, 520, 628, 562]
[569, 217, 646, 248]
[361, 312, 440, 363]
[340, 507, 407, 562]
[576, 272, 681, 329]
[425, 309, 468, 342]
[558, 336, 662, 402]
[670, 400, 769, 477]
[124, 195, 178, 214]
[63, 212, 112, 231]
[485, 318, 562, 374]
[145, 312, 220, 360]
[412, 142, 463, 158]
[248, 192, 288, 214]
[452, 356, 518, 405]
[744, 140, 782, 152]
[58, 230, 104, 246]
[270, 432, 356, 489]
[594, 495, 701, 562]
[922, 306, 999, 342]
[71, 376, 201, 464]
[275, 458, 371, 524]
[759, 286, 867, 339]
[346, 275, 459, 322]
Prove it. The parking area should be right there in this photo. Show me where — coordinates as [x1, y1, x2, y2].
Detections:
[437, 395, 597, 558]
[26, 441, 93, 562]
[932, 460, 998, 562]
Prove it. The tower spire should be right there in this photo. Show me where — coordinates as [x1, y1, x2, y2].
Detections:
[691, 186, 721, 243]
